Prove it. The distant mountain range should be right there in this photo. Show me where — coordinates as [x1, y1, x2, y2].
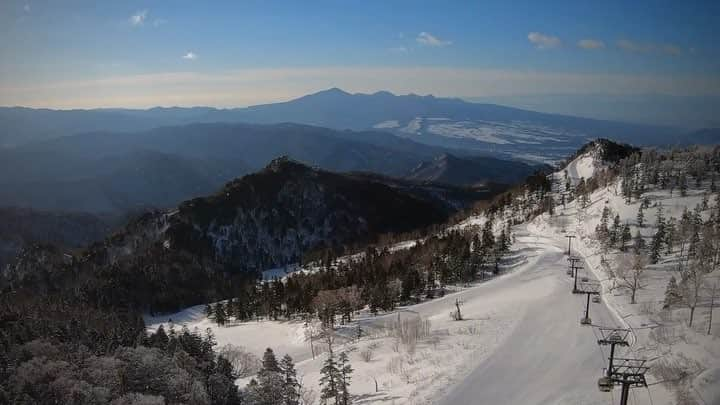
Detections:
[3, 89, 714, 157]
[0, 122, 536, 213]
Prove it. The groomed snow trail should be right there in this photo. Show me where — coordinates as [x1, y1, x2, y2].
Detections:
[439, 221, 624, 405]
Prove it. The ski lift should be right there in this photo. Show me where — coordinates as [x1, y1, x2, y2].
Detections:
[581, 276, 589, 282]
[567, 269, 573, 276]
[581, 316, 592, 325]
[592, 295, 601, 303]
[597, 376, 613, 392]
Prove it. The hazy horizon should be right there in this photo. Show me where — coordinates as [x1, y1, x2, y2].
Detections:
[1, 0, 719, 128]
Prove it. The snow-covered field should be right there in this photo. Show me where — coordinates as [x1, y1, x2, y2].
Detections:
[147, 148, 720, 404]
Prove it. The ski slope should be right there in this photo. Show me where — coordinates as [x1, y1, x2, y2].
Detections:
[440, 220, 632, 405]
[147, 146, 719, 404]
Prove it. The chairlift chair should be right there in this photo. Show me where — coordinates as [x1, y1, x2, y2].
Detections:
[597, 376, 613, 392]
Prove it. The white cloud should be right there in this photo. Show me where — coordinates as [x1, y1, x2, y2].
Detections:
[23, 4, 30, 12]
[416, 32, 452, 47]
[578, 39, 605, 50]
[153, 19, 167, 27]
[182, 52, 197, 60]
[528, 32, 561, 49]
[617, 39, 682, 56]
[129, 10, 148, 26]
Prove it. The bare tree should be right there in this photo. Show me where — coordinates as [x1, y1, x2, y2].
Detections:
[678, 257, 710, 328]
[615, 253, 649, 304]
[217, 344, 261, 378]
[709, 280, 718, 335]
[304, 319, 322, 360]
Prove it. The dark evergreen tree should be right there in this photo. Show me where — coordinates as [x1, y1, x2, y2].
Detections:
[620, 224, 632, 252]
[280, 354, 300, 405]
[636, 205, 645, 227]
[320, 350, 340, 404]
[262, 348, 281, 373]
[663, 276, 681, 308]
[215, 301, 227, 326]
[633, 230, 646, 254]
[337, 351, 353, 405]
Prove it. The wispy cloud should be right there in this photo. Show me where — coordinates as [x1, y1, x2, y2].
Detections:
[23, 3, 30, 13]
[578, 39, 605, 50]
[153, 19, 167, 27]
[129, 10, 148, 26]
[182, 52, 197, 60]
[528, 32, 561, 49]
[617, 39, 682, 56]
[389, 46, 408, 53]
[416, 32, 452, 47]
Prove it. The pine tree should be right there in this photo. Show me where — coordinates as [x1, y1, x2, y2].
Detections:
[215, 302, 227, 326]
[633, 230, 646, 254]
[596, 206, 611, 244]
[663, 276, 681, 308]
[254, 348, 284, 405]
[650, 230, 663, 264]
[636, 205, 645, 227]
[337, 351, 353, 405]
[280, 354, 300, 405]
[620, 224, 632, 252]
[609, 214, 622, 247]
[320, 350, 339, 404]
[262, 348, 281, 373]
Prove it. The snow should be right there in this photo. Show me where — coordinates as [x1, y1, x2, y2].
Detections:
[555, 150, 601, 187]
[400, 118, 422, 135]
[427, 122, 513, 145]
[373, 120, 401, 129]
[541, 161, 720, 404]
[145, 147, 719, 404]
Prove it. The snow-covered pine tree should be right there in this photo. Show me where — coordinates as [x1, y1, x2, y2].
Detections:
[633, 230, 646, 254]
[620, 224, 632, 252]
[337, 351, 353, 405]
[650, 229, 663, 264]
[320, 350, 339, 404]
[636, 205, 645, 227]
[280, 354, 300, 405]
[253, 348, 284, 405]
[262, 348, 281, 373]
[609, 214, 622, 247]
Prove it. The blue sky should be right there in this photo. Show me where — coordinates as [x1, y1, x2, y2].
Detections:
[1, 0, 719, 109]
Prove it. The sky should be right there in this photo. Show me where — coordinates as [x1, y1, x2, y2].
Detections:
[1, 0, 719, 112]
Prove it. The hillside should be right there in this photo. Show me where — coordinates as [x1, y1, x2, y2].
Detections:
[3, 158, 464, 312]
[0, 123, 469, 213]
[145, 140, 719, 405]
[406, 153, 540, 186]
[0, 207, 110, 269]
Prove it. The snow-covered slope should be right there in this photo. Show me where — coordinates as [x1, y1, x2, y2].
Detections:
[147, 142, 719, 404]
